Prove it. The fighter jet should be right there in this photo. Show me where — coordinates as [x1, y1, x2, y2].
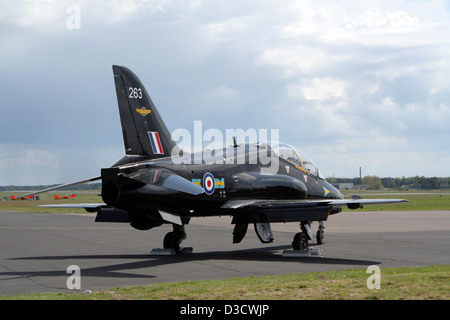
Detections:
[27, 66, 407, 252]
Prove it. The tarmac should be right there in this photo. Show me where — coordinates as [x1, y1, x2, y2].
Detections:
[0, 209, 449, 296]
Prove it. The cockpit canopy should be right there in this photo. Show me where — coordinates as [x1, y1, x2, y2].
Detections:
[267, 142, 324, 179]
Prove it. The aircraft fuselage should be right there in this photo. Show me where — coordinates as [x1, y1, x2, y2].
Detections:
[101, 143, 343, 218]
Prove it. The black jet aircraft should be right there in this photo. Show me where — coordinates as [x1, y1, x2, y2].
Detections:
[28, 66, 407, 252]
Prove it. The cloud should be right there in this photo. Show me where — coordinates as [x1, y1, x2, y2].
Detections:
[0, 143, 122, 185]
[0, 146, 57, 171]
[0, 144, 60, 185]
[0, 0, 170, 28]
[300, 77, 347, 101]
[346, 6, 422, 34]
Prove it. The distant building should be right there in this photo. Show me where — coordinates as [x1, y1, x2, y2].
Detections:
[332, 183, 355, 190]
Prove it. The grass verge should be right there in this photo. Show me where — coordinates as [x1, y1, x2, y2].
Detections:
[3, 265, 449, 300]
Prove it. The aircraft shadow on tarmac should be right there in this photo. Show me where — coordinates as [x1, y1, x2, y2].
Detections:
[4, 245, 380, 281]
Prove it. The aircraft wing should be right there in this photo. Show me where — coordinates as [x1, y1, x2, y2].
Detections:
[320, 198, 409, 208]
[221, 198, 408, 224]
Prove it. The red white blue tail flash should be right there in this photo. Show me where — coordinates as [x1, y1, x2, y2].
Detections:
[148, 131, 164, 155]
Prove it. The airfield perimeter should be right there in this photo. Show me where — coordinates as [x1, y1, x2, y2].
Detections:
[0, 207, 449, 296]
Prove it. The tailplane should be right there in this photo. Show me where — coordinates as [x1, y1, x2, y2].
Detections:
[112, 65, 177, 159]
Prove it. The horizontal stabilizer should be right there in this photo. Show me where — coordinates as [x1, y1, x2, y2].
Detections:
[39, 203, 105, 208]
[39, 203, 106, 212]
[18, 176, 101, 199]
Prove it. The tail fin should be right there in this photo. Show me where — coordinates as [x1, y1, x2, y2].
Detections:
[112, 65, 177, 159]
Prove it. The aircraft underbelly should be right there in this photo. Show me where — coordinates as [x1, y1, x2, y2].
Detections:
[231, 206, 330, 224]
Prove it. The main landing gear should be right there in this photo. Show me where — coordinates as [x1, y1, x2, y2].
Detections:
[163, 224, 186, 251]
[291, 221, 325, 250]
[152, 224, 192, 255]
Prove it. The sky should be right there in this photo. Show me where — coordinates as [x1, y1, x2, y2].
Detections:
[1, 0, 450, 185]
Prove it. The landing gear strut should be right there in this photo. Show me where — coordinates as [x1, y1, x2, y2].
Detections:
[163, 224, 186, 251]
[316, 221, 325, 245]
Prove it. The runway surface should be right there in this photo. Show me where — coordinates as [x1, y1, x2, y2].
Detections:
[0, 209, 449, 296]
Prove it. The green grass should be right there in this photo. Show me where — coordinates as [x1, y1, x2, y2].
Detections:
[0, 191, 102, 213]
[3, 265, 449, 300]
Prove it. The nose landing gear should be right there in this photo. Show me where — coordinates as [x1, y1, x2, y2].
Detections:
[291, 221, 325, 250]
[316, 221, 325, 245]
[292, 232, 308, 250]
[284, 221, 324, 258]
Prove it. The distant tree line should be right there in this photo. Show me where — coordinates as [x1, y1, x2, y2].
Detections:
[327, 176, 450, 190]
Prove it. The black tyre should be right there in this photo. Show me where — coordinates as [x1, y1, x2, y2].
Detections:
[163, 232, 181, 251]
[292, 232, 308, 250]
[316, 229, 324, 245]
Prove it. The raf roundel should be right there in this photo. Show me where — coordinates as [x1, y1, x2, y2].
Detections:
[202, 172, 215, 195]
